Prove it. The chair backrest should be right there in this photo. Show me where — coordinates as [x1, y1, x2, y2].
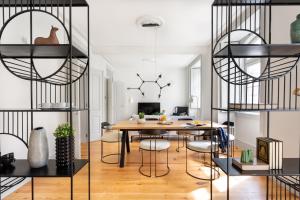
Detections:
[101, 122, 111, 129]
[222, 121, 234, 126]
[173, 106, 189, 116]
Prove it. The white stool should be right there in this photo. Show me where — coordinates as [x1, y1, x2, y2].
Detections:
[100, 122, 122, 164]
[186, 140, 220, 180]
[139, 139, 171, 177]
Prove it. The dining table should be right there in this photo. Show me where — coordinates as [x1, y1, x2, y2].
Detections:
[111, 120, 224, 168]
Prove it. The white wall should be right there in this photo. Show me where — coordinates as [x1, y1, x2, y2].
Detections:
[114, 67, 188, 119]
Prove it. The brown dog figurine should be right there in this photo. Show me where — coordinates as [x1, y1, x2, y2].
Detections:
[34, 26, 59, 45]
[293, 88, 300, 96]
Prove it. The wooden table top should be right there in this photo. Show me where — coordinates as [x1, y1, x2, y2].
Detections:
[111, 120, 223, 131]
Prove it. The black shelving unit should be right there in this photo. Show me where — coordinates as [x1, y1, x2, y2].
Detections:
[0, 0, 90, 199]
[211, 0, 300, 199]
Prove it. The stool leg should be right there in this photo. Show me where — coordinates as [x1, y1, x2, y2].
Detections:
[101, 141, 103, 161]
[141, 149, 144, 167]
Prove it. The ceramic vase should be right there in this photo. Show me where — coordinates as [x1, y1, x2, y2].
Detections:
[56, 136, 74, 168]
[291, 14, 300, 43]
[137, 118, 146, 124]
[28, 127, 49, 168]
[240, 149, 253, 163]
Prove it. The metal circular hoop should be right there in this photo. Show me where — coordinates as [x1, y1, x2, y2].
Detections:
[0, 133, 28, 149]
[0, 9, 88, 85]
[213, 29, 299, 85]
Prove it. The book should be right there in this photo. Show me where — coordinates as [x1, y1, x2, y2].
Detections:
[232, 158, 269, 171]
[256, 137, 283, 169]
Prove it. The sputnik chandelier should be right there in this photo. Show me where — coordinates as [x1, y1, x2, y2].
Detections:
[127, 73, 171, 98]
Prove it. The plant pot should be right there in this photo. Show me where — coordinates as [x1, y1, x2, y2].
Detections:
[28, 127, 49, 168]
[137, 118, 146, 124]
[55, 136, 74, 168]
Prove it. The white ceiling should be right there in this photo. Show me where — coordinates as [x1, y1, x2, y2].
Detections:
[87, 0, 213, 69]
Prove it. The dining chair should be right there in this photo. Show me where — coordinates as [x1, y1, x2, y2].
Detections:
[176, 118, 205, 152]
[100, 122, 122, 164]
[185, 131, 220, 180]
[222, 121, 235, 157]
[139, 134, 171, 177]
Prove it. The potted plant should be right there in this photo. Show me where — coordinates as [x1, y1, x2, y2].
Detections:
[53, 123, 74, 168]
[137, 112, 146, 124]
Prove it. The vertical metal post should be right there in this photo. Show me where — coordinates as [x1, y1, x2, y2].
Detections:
[69, 1, 74, 199]
[266, 2, 272, 199]
[227, 1, 232, 200]
[210, 3, 214, 200]
[87, 4, 91, 200]
[30, 0, 34, 199]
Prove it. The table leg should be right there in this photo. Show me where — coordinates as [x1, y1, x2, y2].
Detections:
[120, 131, 127, 168]
[126, 132, 130, 153]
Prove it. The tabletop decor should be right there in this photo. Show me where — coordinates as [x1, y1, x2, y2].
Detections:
[137, 112, 146, 124]
[54, 123, 74, 168]
[28, 127, 49, 168]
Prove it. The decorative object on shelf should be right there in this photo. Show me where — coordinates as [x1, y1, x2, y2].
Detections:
[34, 26, 59, 45]
[127, 73, 171, 98]
[257, 137, 283, 169]
[39, 102, 74, 110]
[28, 127, 49, 168]
[54, 123, 74, 168]
[293, 88, 300, 96]
[137, 112, 146, 124]
[0, 153, 16, 169]
[291, 14, 300, 43]
[232, 158, 269, 171]
[240, 149, 253, 163]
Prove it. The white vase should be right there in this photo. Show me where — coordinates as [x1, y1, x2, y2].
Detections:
[137, 118, 146, 124]
[28, 127, 49, 168]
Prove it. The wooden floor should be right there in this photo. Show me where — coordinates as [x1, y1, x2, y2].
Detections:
[4, 139, 285, 200]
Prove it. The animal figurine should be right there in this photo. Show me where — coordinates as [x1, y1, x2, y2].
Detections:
[293, 88, 300, 96]
[34, 26, 59, 45]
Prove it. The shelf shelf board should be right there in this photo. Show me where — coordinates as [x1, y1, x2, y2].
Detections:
[0, 159, 88, 178]
[213, 0, 300, 6]
[213, 158, 300, 176]
[0, 108, 88, 112]
[1, 0, 88, 7]
[0, 44, 88, 59]
[213, 44, 300, 58]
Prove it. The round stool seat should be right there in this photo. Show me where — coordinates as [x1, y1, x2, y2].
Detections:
[140, 139, 171, 151]
[101, 132, 122, 142]
[187, 141, 218, 153]
[229, 134, 235, 141]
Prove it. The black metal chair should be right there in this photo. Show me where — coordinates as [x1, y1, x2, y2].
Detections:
[222, 121, 235, 157]
[139, 135, 171, 177]
[100, 122, 122, 164]
[185, 133, 220, 180]
[176, 118, 205, 152]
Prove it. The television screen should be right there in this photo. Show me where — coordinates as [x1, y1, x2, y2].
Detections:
[138, 103, 160, 115]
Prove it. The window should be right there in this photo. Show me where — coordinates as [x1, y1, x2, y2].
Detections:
[189, 59, 201, 109]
